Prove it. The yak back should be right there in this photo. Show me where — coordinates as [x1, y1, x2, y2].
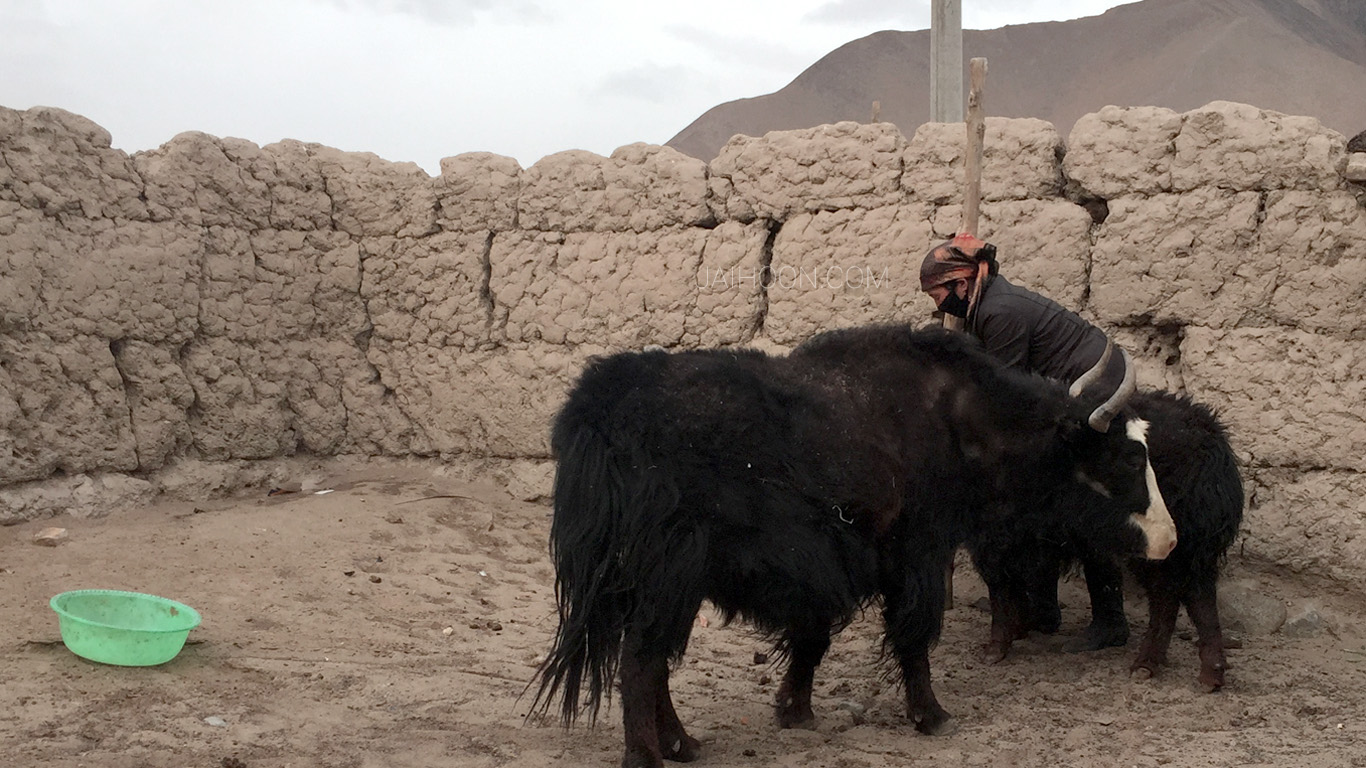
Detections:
[554, 324, 1095, 542]
[790, 324, 1103, 526]
[552, 343, 897, 536]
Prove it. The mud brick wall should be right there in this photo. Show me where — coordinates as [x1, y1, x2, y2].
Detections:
[3, 101, 1364, 582]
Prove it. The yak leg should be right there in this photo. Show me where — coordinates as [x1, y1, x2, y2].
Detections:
[775, 626, 832, 729]
[655, 679, 702, 762]
[900, 646, 953, 735]
[973, 546, 1032, 663]
[944, 556, 956, 611]
[883, 562, 953, 735]
[1024, 548, 1064, 635]
[1183, 580, 1229, 691]
[1065, 553, 1130, 652]
[1130, 587, 1180, 681]
[619, 646, 668, 768]
[621, 598, 703, 768]
[983, 575, 1029, 664]
[620, 648, 701, 766]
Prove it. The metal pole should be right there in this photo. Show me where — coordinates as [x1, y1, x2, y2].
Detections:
[930, 0, 963, 123]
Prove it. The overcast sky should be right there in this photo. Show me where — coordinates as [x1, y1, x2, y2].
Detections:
[1, 0, 1133, 174]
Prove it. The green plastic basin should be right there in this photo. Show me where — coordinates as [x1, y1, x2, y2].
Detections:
[50, 589, 202, 666]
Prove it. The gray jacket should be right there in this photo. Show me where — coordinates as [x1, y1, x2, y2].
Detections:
[968, 275, 1127, 398]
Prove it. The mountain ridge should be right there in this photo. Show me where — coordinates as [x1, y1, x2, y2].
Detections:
[666, 0, 1366, 161]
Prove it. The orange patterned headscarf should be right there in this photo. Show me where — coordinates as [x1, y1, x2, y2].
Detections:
[919, 233, 998, 319]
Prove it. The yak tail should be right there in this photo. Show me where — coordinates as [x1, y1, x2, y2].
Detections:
[527, 424, 679, 727]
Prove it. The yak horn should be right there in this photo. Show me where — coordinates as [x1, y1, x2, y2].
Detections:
[1086, 348, 1137, 432]
[1069, 340, 1114, 398]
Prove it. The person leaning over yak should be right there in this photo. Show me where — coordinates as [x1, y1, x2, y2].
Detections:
[919, 233, 1129, 399]
[919, 232, 1137, 651]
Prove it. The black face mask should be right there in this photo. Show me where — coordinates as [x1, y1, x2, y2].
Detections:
[938, 289, 971, 318]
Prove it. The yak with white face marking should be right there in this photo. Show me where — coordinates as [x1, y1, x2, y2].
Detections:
[530, 324, 1175, 768]
[968, 389, 1243, 690]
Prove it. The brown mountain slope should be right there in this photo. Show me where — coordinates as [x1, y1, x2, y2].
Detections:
[666, 0, 1366, 161]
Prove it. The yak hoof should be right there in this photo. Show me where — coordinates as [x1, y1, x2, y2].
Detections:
[622, 746, 664, 768]
[775, 683, 817, 730]
[1063, 623, 1129, 653]
[1199, 667, 1226, 693]
[776, 708, 816, 730]
[1129, 665, 1155, 681]
[662, 734, 703, 762]
[981, 641, 1011, 665]
[775, 710, 814, 727]
[914, 711, 956, 736]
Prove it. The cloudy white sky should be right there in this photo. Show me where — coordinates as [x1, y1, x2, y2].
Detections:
[1, 0, 1132, 174]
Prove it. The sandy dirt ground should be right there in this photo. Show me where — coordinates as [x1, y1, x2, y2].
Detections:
[2, 458, 1365, 768]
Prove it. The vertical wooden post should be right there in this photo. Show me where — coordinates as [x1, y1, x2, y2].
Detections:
[944, 58, 990, 611]
[940, 59, 987, 336]
[963, 57, 988, 237]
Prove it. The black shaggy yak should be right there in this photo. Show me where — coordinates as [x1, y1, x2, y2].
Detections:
[968, 390, 1243, 690]
[530, 325, 1177, 768]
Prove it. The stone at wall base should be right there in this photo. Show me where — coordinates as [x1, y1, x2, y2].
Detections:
[1346, 154, 1366, 182]
[33, 527, 69, 546]
[1218, 579, 1289, 635]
